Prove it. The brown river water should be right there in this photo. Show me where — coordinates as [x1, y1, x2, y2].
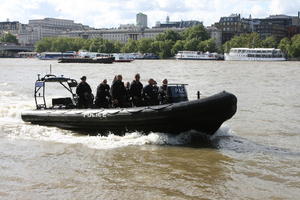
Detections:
[0, 59, 299, 199]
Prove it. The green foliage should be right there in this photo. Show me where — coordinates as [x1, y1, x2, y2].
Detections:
[171, 40, 185, 55]
[121, 39, 138, 53]
[223, 33, 263, 53]
[35, 37, 88, 52]
[198, 39, 217, 52]
[289, 34, 300, 58]
[158, 40, 174, 58]
[113, 41, 124, 53]
[156, 30, 182, 42]
[184, 38, 200, 51]
[262, 36, 278, 48]
[0, 32, 18, 44]
[137, 38, 154, 53]
[35, 37, 122, 53]
[182, 24, 209, 41]
[35, 38, 53, 52]
[150, 41, 161, 56]
[278, 37, 291, 56]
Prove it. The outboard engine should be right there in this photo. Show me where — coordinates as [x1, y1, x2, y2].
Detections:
[167, 84, 188, 103]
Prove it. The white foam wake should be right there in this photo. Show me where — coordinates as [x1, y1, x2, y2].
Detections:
[5, 122, 233, 150]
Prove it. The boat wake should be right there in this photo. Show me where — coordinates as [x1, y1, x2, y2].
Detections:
[4, 116, 299, 157]
[5, 123, 225, 150]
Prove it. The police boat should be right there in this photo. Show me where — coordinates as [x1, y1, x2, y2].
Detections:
[21, 74, 237, 135]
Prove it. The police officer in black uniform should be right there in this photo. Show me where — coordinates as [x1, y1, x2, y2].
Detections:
[111, 74, 126, 107]
[159, 78, 169, 104]
[76, 76, 93, 108]
[129, 73, 143, 107]
[143, 78, 159, 106]
[95, 79, 110, 108]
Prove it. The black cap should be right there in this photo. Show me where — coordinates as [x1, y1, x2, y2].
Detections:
[80, 76, 86, 80]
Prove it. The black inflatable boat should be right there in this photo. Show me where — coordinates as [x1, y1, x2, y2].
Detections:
[21, 74, 237, 135]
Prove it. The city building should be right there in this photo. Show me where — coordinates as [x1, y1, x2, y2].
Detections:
[252, 14, 300, 39]
[0, 20, 27, 35]
[136, 13, 147, 28]
[215, 12, 300, 44]
[214, 14, 252, 43]
[60, 27, 185, 43]
[26, 18, 90, 44]
[118, 24, 136, 30]
[154, 16, 202, 29]
[0, 20, 35, 45]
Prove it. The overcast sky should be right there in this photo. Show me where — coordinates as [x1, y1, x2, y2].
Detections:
[0, 0, 299, 28]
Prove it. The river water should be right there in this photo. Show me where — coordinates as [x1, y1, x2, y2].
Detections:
[0, 58, 299, 199]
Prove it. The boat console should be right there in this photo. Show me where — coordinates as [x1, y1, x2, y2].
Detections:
[52, 97, 75, 109]
[167, 84, 188, 103]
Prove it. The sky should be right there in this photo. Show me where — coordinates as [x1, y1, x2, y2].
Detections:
[0, 0, 299, 28]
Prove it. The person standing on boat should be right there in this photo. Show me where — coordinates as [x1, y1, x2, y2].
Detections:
[76, 76, 93, 108]
[143, 78, 159, 106]
[95, 79, 110, 108]
[124, 81, 132, 107]
[129, 73, 143, 107]
[111, 74, 126, 108]
[159, 78, 169, 104]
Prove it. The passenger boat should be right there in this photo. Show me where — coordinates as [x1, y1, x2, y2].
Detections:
[38, 52, 76, 60]
[133, 53, 159, 59]
[113, 53, 134, 62]
[175, 51, 223, 60]
[21, 74, 237, 136]
[225, 48, 286, 61]
[58, 56, 115, 64]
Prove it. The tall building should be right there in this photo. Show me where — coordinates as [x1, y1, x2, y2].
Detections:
[136, 13, 147, 28]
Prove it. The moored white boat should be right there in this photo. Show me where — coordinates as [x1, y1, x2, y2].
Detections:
[38, 52, 76, 60]
[112, 53, 134, 62]
[225, 48, 286, 61]
[175, 51, 223, 60]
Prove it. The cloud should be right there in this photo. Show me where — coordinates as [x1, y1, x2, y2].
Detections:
[0, 0, 298, 28]
[269, 0, 300, 15]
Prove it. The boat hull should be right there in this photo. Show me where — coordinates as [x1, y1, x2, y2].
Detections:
[224, 54, 286, 61]
[21, 91, 237, 135]
[58, 57, 115, 63]
[114, 59, 134, 62]
[176, 57, 222, 60]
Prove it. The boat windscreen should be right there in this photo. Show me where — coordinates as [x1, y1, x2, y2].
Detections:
[41, 76, 75, 83]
